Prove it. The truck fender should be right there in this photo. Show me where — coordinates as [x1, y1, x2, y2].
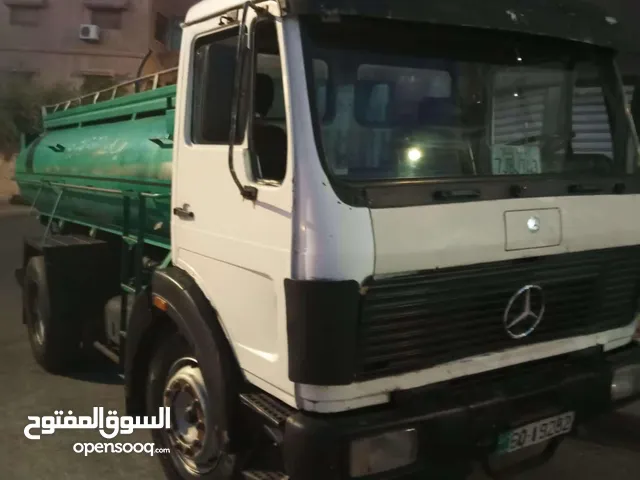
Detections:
[124, 266, 244, 444]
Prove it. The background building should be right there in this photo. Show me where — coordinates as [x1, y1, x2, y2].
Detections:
[0, 0, 198, 90]
[1, 0, 640, 90]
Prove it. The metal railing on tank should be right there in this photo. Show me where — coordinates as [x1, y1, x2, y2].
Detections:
[41, 67, 179, 117]
[18, 179, 171, 294]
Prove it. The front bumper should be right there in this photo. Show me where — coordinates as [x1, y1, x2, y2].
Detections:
[283, 343, 640, 480]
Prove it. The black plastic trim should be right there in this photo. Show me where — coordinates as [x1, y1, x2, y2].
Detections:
[284, 279, 361, 385]
[284, 414, 343, 480]
[283, 344, 640, 480]
[125, 267, 245, 449]
[360, 175, 640, 209]
[284, 0, 625, 49]
[354, 246, 640, 380]
[124, 292, 155, 415]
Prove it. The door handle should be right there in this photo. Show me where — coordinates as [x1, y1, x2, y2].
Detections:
[173, 204, 195, 220]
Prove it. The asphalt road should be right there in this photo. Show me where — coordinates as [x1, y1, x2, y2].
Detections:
[1, 203, 639, 480]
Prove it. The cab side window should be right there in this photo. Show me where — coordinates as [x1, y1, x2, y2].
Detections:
[191, 25, 246, 145]
[251, 20, 288, 183]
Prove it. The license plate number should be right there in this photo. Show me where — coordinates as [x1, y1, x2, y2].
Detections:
[497, 412, 575, 455]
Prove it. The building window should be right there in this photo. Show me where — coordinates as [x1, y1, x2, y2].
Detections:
[155, 13, 168, 44]
[9, 6, 42, 26]
[91, 9, 122, 30]
[167, 17, 184, 51]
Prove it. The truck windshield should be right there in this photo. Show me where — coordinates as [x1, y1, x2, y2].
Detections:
[300, 17, 635, 182]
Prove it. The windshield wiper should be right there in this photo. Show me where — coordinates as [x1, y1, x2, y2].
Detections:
[433, 189, 481, 201]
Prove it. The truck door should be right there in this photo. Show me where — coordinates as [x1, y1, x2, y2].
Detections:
[171, 4, 293, 397]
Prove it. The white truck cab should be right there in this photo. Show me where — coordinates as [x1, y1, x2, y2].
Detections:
[16, 0, 640, 479]
[169, 0, 640, 477]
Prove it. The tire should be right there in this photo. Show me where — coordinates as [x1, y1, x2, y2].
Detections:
[24, 256, 82, 373]
[146, 332, 239, 480]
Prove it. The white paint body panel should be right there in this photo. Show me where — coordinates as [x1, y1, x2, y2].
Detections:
[505, 208, 561, 251]
[298, 195, 640, 412]
[173, 4, 298, 406]
[372, 196, 640, 276]
[186, 0, 241, 23]
[285, 21, 375, 283]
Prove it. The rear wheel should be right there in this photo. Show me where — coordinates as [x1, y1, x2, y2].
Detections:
[146, 333, 238, 479]
[24, 256, 82, 373]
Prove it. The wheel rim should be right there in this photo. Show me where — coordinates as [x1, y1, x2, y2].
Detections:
[28, 283, 45, 346]
[163, 357, 220, 476]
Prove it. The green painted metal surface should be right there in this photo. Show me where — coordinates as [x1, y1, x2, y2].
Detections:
[15, 86, 176, 248]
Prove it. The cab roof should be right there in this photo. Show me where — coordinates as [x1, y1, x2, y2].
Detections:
[185, 0, 236, 24]
[186, 0, 630, 50]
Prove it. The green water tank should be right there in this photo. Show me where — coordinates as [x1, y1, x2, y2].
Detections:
[14, 86, 175, 248]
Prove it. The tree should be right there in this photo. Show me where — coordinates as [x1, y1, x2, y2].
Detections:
[0, 75, 128, 158]
[0, 79, 78, 158]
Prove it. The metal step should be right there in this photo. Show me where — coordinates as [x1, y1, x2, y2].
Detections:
[92, 341, 120, 364]
[240, 393, 295, 428]
[241, 471, 288, 480]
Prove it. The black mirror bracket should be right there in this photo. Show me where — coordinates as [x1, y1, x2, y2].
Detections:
[228, 1, 274, 202]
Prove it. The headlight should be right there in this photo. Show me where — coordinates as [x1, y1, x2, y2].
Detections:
[349, 428, 418, 477]
[611, 364, 640, 402]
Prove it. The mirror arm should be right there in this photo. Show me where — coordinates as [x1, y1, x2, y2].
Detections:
[227, 1, 273, 202]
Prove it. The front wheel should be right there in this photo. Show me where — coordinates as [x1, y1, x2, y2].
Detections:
[146, 333, 237, 480]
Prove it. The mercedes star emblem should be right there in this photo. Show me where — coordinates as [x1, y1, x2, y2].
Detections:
[527, 216, 541, 233]
[503, 285, 545, 339]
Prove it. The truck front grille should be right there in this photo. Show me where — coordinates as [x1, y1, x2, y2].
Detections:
[356, 246, 640, 380]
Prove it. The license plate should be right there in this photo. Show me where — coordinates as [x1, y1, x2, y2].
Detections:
[496, 412, 575, 455]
